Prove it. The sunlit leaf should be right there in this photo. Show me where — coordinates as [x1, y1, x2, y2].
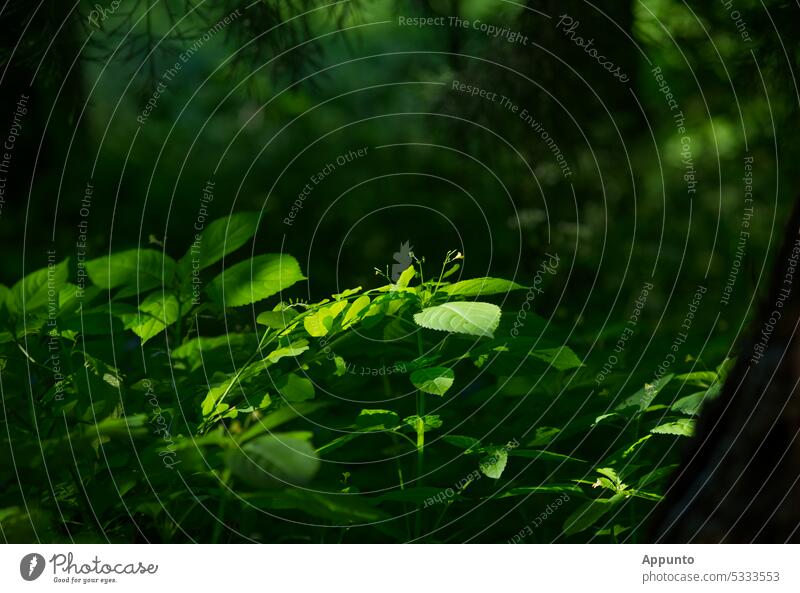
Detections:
[650, 418, 695, 436]
[303, 300, 348, 337]
[120, 292, 179, 343]
[207, 254, 305, 307]
[414, 301, 501, 338]
[479, 447, 508, 479]
[355, 409, 399, 429]
[441, 277, 525, 297]
[265, 340, 309, 364]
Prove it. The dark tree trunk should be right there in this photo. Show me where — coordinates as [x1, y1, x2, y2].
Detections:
[651, 199, 800, 543]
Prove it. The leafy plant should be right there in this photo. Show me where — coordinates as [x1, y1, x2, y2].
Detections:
[0, 216, 725, 543]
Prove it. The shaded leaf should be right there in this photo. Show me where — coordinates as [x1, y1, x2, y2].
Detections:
[410, 366, 454, 396]
[615, 374, 674, 412]
[227, 433, 319, 488]
[87, 249, 176, 293]
[563, 492, 626, 535]
[496, 484, 582, 498]
[181, 211, 259, 271]
[277, 373, 315, 402]
[529, 346, 583, 371]
[257, 309, 298, 329]
[10, 258, 70, 314]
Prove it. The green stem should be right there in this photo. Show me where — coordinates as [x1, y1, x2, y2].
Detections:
[211, 469, 231, 544]
[416, 395, 425, 475]
[198, 329, 278, 433]
[414, 331, 425, 540]
[173, 297, 183, 349]
[433, 478, 473, 532]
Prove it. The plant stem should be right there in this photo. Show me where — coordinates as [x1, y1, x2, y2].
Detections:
[415, 331, 426, 482]
[172, 296, 183, 348]
[414, 331, 425, 540]
[416, 393, 425, 476]
[211, 469, 231, 544]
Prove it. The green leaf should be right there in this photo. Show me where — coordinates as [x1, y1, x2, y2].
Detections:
[303, 300, 348, 337]
[355, 409, 399, 429]
[181, 211, 259, 271]
[265, 340, 309, 364]
[674, 371, 717, 387]
[672, 383, 721, 416]
[238, 402, 328, 443]
[716, 358, 735, 382]
[277, 373, 315, 402]
[510, 449, 587, 464]
[404, 415, 443, 431]
[11, 258, 70, 313]
[414, 301, 501, 338]
[529, 346, 583, 371]
[479, 447, 508, 479]
[342, 295, 371, 327]
[86, 249, 176, 293]
[637, 465, 680, 490]
[526, 427, 561, 447]
[442, 435, 481, 451]
[442, 263, 460, 278]
[256, 309, 298, 329]
[594, 467, 623, 491]
[615, 374, 674, 412]
[332, 286, 362, 299]
[410, 366, 455, 396]
[315, 433, 362, 456]
[379, 487, 450, 503]
[172, 333, 254, 371]
[563, 492, 626, 535]
[227, 433, 320, 488]
[260, 490, 386, 523]
[201, 383, 232, 417]
[120, 292, 179, 343]
[441, 277, 525, 297]
[57, 283, 97, 317]
[496, 484, 583, 498]
[207, 254, 305, 307]
[651, 418, 695, 436]
[394, 265, 416, 289]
